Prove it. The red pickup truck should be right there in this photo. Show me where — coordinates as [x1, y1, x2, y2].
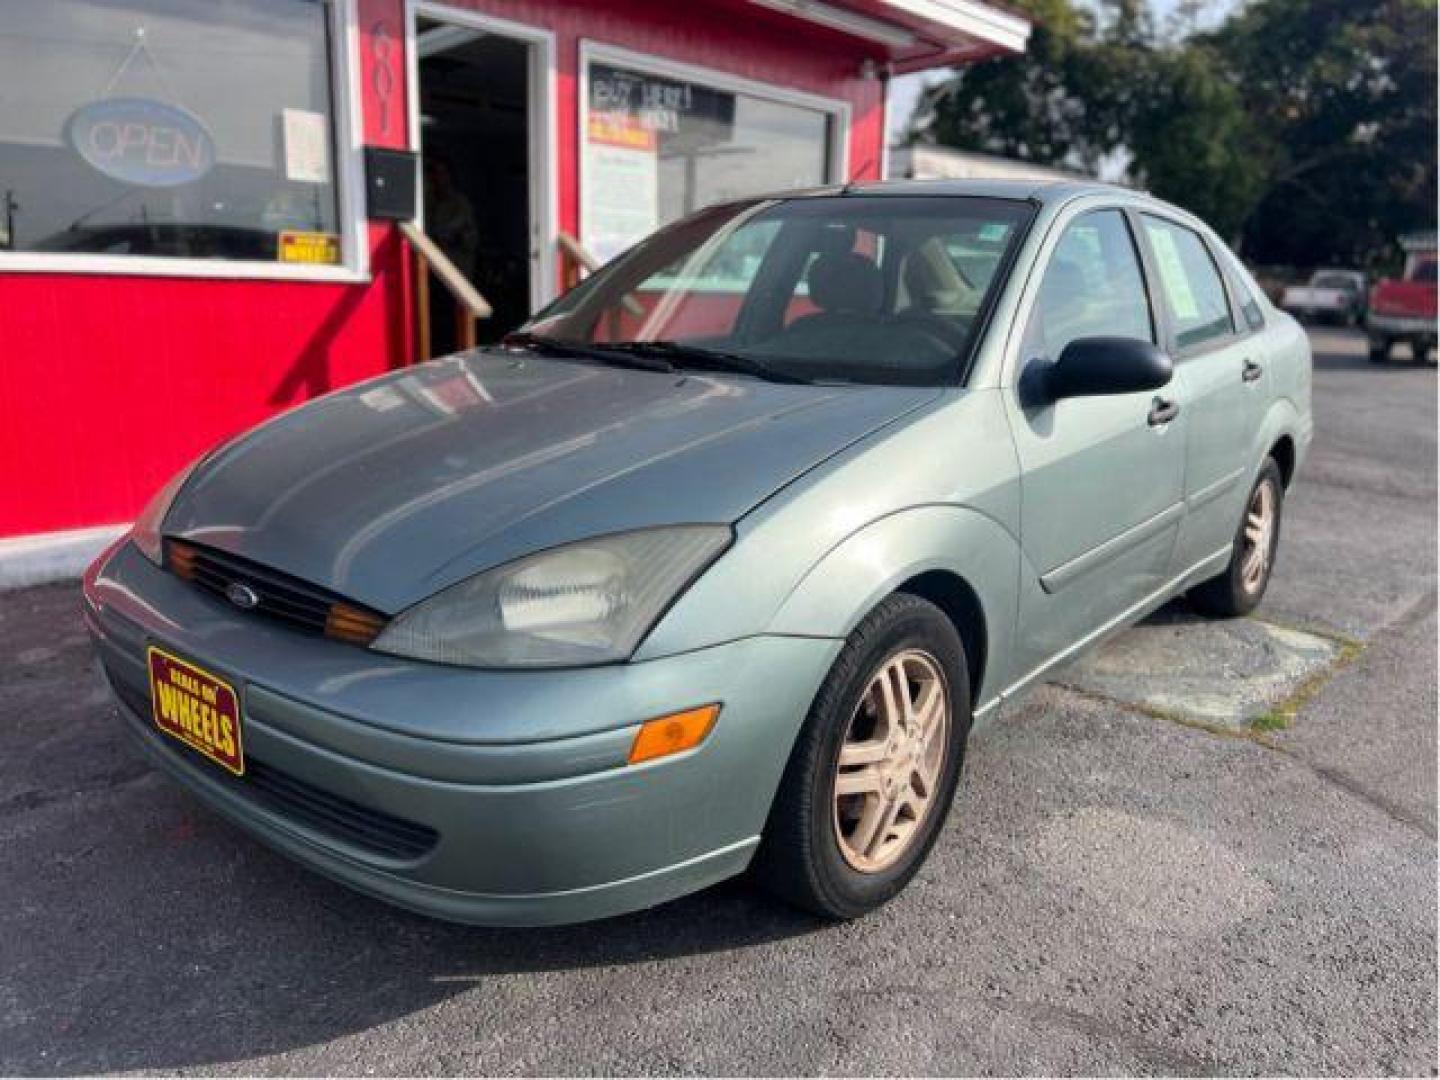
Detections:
[1368, 234, 1437, 364]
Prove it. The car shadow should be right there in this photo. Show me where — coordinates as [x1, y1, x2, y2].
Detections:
[7, 771, 831, 1074]
[1137, 595, 1208, 626]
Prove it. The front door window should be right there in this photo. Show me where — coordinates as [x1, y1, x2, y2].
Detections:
[1023, 209, 1154, 360]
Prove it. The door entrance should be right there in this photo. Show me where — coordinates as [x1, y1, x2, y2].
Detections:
[415, 15, 536, 351]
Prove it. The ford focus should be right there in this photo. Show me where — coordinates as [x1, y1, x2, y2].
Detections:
[84, 180, 1313, 925]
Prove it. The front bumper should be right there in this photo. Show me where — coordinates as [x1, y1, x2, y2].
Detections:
[1285, 303, 1351, 319]
[1367, 312, 1437, 337]
[84, 541, 840, 925]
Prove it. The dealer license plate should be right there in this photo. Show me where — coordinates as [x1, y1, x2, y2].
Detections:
[147, 646, 245, 776]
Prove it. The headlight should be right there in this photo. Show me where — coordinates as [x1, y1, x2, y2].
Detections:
[371, 526, 732, 668]
[131, 457, 205, 566]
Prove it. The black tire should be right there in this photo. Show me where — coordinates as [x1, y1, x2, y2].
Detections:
[1189, 458, 1284, 618]
[754, 593, 971, 920]
[1368, 338, 1390, 364]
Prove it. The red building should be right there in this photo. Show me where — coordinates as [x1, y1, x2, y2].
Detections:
[0, 0, 1027, 582]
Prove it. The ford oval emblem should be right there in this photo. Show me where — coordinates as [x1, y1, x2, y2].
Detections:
[64, 97, 216, 188]
[226, 581, 260, 611]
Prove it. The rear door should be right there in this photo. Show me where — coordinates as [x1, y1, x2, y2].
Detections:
[1137, 213, 1263, 572]
[1004, 206, 1188, 677]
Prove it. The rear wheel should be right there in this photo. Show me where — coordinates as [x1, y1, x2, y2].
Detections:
[1369, 337, 1390, 363]
[1190, 458, 1284, 618]
[755, 594, 970, 920]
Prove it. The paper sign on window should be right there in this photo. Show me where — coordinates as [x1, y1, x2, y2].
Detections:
[583, 111, 659, 264]
[283, 108, 331, 184]
[1147, 226, 1200, 321]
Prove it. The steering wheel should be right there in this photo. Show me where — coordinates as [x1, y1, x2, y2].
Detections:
[890, 311, 970, 353]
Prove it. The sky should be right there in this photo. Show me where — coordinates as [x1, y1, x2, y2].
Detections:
[886, 0, 1239, 142]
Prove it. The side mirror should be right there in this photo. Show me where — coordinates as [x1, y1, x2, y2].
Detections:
[1022, 336, 1172, 406]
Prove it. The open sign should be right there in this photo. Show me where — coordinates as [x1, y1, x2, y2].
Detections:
[65, 97, 216, 188]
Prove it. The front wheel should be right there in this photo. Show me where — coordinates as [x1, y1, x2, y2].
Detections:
[1189, 458, 1284, 618]
[754, 594, 970, 920]
[1369, 337, 1390, 364]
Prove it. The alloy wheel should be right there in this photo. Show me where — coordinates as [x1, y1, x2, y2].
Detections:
[832, 649, 950, 873]
[1240, 478, 1277, 593]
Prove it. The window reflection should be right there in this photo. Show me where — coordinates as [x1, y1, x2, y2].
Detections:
[0, 0, 342, 265]
[583, 61, 833, 263]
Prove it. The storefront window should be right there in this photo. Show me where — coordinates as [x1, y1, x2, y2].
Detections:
[583, 57, 836, 263]
[0, 0, 345, 268]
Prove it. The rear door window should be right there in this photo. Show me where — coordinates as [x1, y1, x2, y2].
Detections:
[1141, 216, 1236, 351]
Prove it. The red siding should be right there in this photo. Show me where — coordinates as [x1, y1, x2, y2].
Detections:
[0, 0, 885, 540]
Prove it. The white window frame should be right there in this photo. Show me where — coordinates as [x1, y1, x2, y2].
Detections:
[577, 40, 851, 260]
[0, 0, 370, 283]
[405, 1, 559, 309]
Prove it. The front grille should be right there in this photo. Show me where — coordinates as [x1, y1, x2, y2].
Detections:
[244, 759, 438, 861]
[108, 668, 438, 863]
[165, 539, 386, 646]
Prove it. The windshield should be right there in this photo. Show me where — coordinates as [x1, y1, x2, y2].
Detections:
[521, 195, 1034, 386]
[1313, 273, 1357, 290]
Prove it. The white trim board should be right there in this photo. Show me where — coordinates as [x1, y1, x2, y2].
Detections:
[880, 0, 1031, 54]
[0, 525, 128, 591]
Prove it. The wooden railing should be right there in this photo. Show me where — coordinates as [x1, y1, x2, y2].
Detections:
[557, 230, 599, 291]
[557, 231, 644, 322]
[399, 219, 493, 360]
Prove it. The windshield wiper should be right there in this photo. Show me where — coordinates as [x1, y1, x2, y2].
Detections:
[502, 331, 676, 374]
[607, 341, 813, 385]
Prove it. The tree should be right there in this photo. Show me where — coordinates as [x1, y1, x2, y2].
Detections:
[1124, 45, 1271, 242]
[1206, 0, 1438, 266]
[908, 0, 1438, 269]
[908, 0, 1118, 175]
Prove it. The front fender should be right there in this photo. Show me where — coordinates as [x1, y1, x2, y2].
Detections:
[765, 505, 1020, 711]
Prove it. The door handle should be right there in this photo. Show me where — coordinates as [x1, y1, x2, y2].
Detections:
[1147, 396, 1180, 427]
[1242, 358, 1264, 383]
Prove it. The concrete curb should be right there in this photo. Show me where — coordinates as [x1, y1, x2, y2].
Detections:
[0, 524, 128, 591]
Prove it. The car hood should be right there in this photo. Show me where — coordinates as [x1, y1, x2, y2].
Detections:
[165, 351, 938, 612]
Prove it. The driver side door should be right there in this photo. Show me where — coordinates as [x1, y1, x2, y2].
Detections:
[1004, 207, 1188, 680]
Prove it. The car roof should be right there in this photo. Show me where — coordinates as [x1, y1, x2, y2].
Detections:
[841, 177, 1105, 202]
[763, 176, 1153, 209]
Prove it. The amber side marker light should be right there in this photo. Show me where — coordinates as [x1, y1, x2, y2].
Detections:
[629, 704, 721, 765]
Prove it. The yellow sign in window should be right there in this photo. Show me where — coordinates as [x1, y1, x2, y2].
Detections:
[278, 230, 341, 265]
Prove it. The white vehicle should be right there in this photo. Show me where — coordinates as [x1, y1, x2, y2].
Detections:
[1281, 269, 1368, 325]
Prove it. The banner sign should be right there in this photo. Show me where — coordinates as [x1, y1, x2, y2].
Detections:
[588, 64, 736, 153]
[278, 230, 341, 265]
[65, 97, 216, 188]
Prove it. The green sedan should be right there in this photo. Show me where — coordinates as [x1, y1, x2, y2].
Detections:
[84, 180, 1312, 924]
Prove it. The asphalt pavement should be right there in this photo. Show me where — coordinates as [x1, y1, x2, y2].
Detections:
[0, 328, 1434, 1076]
